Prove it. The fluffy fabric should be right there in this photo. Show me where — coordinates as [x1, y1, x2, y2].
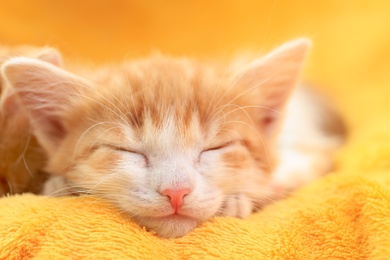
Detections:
[1, 172, 390, 259]
[1, 0, 390, 259]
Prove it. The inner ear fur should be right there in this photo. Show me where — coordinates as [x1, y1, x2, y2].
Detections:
[1, 57, 88, 154]
[233, 38, 311, 137]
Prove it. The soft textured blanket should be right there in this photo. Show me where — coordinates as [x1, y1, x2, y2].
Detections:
[1, 173, 390, 259]
[1, 0, 390, 259]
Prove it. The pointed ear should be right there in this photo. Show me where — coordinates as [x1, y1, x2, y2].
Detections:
[0, 47, 63, 117]
[1, 57, 89, 154]
[235, 38, 311, 137]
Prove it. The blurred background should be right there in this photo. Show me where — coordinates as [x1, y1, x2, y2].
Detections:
[1, 0, 389, 170]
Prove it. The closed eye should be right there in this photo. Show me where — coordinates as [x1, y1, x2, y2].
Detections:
[198, 141, 237, 164]
[203, 141, 235, 153]
[103, 144, 148, 164]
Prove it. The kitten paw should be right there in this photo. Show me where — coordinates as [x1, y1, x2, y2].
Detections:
[218, 193, 252, 218]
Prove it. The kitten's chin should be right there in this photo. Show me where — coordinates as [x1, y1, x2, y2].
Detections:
[136, 215, 201, 238]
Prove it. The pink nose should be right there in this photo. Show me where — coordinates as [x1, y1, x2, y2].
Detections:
[162, 188, 191, 212]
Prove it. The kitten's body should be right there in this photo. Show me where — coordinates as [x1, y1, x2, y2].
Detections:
[273, 88, 345, 193]
[0, 39, 345, 237]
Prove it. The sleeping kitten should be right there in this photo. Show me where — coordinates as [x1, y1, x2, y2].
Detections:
[0, 39, 345, 237]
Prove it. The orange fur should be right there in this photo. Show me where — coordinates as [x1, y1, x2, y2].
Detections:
[0, 39, 345, 237]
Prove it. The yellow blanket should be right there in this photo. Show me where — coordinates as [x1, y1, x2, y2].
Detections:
[1, 0, 390, 259]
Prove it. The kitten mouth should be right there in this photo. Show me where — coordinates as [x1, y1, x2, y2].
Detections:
[151, 207, 196, 218]
[157, 212, 195, 220]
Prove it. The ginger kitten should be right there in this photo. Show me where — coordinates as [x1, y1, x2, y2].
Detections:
[0, 39, 345, 237]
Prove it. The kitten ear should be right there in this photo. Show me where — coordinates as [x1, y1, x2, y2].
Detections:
[235, 38, 311, 137]
[1, 47, 63, 117]
[1, 57, 88, 153]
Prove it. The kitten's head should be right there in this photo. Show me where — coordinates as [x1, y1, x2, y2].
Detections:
[1, 39, 310, 237]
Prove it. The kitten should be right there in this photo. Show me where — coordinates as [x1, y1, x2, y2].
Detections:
[0, 46, 62, 195]
[0, 39, 345, 238]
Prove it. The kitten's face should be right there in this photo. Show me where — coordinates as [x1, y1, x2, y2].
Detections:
[50, 59, 272, 237]
[1, 39, 309, 237]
